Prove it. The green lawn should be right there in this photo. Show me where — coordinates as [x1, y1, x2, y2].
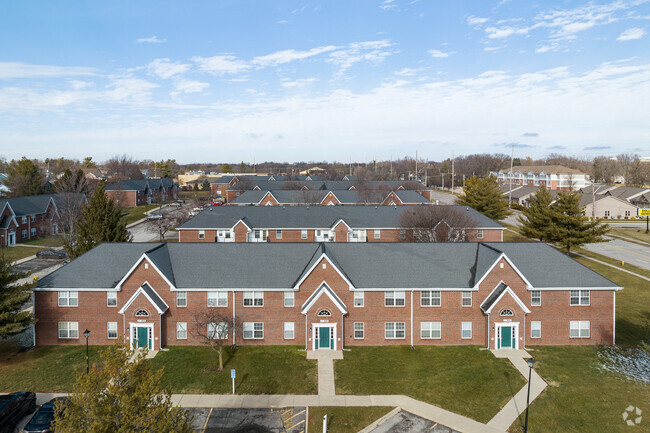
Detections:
[573, 248, 650, 279]
[149, 346, 318, 394]
[1, 246, 46, 262]
[307, 407, 394, 433]
[21, 235, 65, 248]
[503, 230, 535, 242]
[334, 346, 525, 423]
[608, 227, 650, 244]
[121, 203, 159, 225]
[179, 190, 210, 199]
[0, 344, 105, 392]
[509, 346, 650, 433]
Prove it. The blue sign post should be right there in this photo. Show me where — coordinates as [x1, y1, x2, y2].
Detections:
[231, 369, 236, 394]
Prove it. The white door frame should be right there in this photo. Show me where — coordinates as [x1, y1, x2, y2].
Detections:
[312, 323, 336, 350]
[495, 322, 519, 350]
[129, 322, 154, 350]
[7, 232, 15, 245]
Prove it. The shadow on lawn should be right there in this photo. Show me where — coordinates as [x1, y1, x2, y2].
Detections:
[615, 315, 650, 347]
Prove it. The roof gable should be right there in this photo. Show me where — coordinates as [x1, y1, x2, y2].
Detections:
[480, 282, 531, 314]
[301, 282, 348, 314]
[116, 250, 176, 290]
[118, 282, 169, 315]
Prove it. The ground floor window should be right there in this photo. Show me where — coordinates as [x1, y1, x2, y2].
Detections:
[354, 322, 364, 339]
[177, 322, 187, 339]
[284, 322, 294, 339]
[243, 322, 264, 339]
[385, 322, 405, 339]
[570, 321, 590, 338]
[208, 322, 228, 339]
[58, 321, 78, 339]
[531, 321, 541, 338]
[421, 321, 441, 339]
[107, 322, 118, 339]
[461, 322, 472, 339]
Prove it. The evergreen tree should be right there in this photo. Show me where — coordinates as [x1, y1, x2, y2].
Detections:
[457, 176, 510, 220]
[4, 157, 44, 197]
[201, 179, 210, 190]
[547, 191, 609, 254]
[64, 182, 131, 258]
[517, 186, 553, 241]
[0, 253, 34, 338]
[53, 341, 193, 433]
[82, 156, 96, 168]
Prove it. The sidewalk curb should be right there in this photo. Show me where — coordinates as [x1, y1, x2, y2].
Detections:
[356, 406, 402, 433]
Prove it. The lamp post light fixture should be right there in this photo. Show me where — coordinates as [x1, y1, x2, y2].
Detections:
[523, 357, 536, 433]
[158, 225, 163, 242]
[83, 329, 91, 374]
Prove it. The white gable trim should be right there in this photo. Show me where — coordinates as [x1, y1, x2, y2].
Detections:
[331, 218, 352, 230]
[118, 282, 169, 315]
[232, 218, 252, 231]
[301, 282, 348, 314]
[474, 252, 533, 289]
[385, 191, 403, 204]
[260, 191, 278, 204]
[293, 253, 355, 290]
[116, 253, 175, 290]
[319, 191, 340, 205]
[482, 282, 531, 314]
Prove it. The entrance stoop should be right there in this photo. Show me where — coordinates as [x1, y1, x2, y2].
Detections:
[306, 350, 344, 360]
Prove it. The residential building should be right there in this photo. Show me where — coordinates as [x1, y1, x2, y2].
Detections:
[0, 195, 58, 246]
[105, 178, 177, 207]
[33, 242, 620, 350]
[177, 205, 503, 243]
[494, 165, 591, 191]
[229, 190, 431, 206]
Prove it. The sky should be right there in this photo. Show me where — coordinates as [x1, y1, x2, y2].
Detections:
[0, 0, 649, 164]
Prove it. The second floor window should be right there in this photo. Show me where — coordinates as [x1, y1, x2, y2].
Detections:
[58, 291, 78, 307]
[385, 291, 405, 307]
[243, 291, 264, 307]
[421, 291, 441, 307]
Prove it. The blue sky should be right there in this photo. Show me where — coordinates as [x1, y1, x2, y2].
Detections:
[0, 0, 648, 164]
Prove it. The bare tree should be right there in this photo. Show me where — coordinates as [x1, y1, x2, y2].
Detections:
[398, 206, 479, 242]
[192, 309, 238, 371]
[356, 182, 393, 204]
[54, 192, 87, 247]
[230, 177, 252, 192]
[282, 181, 306, 190]
[146, 209, 193, 241]
[104, 154, 144, 182]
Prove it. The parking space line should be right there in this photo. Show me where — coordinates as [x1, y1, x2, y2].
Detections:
[606, 243, 650, 259]
[201, 407, 213, 433]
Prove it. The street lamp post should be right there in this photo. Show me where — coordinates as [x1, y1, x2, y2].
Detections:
[158, 225, 163, 242]
[83, 329, 91, 374]
[523, 358, 535, 433]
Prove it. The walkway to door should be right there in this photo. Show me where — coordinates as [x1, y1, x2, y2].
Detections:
[306, 350, 342, 396]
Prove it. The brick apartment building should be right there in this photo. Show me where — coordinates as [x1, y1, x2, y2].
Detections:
[105, 178, 178, 208]
[229, 189, 431, 206]
[34, 242, 619, 351]
[0, 195, 58, 246]
[494, 165, 591, 191]
[177, 205, 503, 243]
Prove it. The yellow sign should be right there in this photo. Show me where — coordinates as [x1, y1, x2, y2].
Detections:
[639, 209, 650, 216]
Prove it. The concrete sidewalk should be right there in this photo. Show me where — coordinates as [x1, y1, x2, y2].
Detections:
[306, 350, 342, 396]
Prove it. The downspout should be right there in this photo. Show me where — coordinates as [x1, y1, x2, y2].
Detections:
[31, 291, 36, 347]
[305, 314, 308, 351]
[486, 313, 490, 350]
[159, 313, 162, 351]
[523, 313, 526, 350]
[410, 290, 414, 349]
[341, 312, 344, 351]
[232, 290, 236, 346]
[613, 291, 616, 345]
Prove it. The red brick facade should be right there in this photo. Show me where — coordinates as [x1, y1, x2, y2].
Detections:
[0, 199, 57, 246]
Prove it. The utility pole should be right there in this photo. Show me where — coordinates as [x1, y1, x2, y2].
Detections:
[415, 151, 418, 181]
[390, 156, 393, 177]
[592, 183, 595, 221]
[508, 144, 514, 205]
[441, 173, 444, 189]
[451, 152, 455, 192]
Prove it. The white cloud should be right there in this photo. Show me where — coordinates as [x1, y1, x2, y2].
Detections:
[69, 80, 92, 90]
[484, 46, 506, 52]
[106, 78, 158, 103]
[429, 49, 450, 58]
[379, 0, 397, 11]
[0, 62, 96, 79]
[617, 27, 645, 41]
[175, 79, 209, 94]
[281, 77, 318, 88]
[193, 55, 250, 75]
[485, 26, 530, 39]
[277, 20, 289, 24]
[147, 58, 189, 79]
[136, 36, 166, 43]
[253, 46, 338, 66]
[467, 16, 488, 26]
[395, 67, 426, 76]
[327, 40, 397, 74]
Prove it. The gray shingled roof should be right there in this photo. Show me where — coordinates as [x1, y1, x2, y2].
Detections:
[140, 283, 169, 313]
[179, 205, 502, 230]
[36, 241, 619, 290]
[0, 194, 54, 216]
[105, 178, 176, 192]
[480, 282, 508, 312]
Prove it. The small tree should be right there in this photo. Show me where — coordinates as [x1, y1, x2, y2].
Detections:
[146, 209, 192, 241]
[399, 206, 478, 242]
[65, 181, 131, 258]
[4, 157, 44, 197]
[457, 176, 510, 220]
[52, 341, 193, 433]
[0, 254, 34, 338]
[192, 309, 237, 371]
[547, 191, 609, 255]
[201, 179, 210, 191]
[517, 186, 553, 241]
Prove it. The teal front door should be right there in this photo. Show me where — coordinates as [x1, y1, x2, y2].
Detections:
[318, 327, 330, 349]
[137, 327, 148, 348]
[500, 326, 512, 349]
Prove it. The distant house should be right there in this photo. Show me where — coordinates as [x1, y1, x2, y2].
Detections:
[494, 165, 591, 191]
[0, 194, 58, 246]
[229, 189, 432, 206]
[579, 194, 638, 220]
[105, 178, 178, 207]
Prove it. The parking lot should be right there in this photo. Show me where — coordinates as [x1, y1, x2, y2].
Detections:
[189, 407, 306, 433]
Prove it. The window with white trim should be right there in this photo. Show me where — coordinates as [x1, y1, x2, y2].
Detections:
[374, 229, 381, 239]
[107, 322, 118, 339]
[207, 322, 228, 339]
[135, 309, 149, 317]
[176, 322, 187, 339]
[31, 215, 36, 222]
[477, 229, 483, 239]
[284, 291, 294, 307]
[198, 230, 205, 239]
[284, 322, 294, 339]
[500, 309, 514, 316]
[570, 321, 590, 338]
[276, 230, 282, 239]
[625, 210, 631, 218]
[354, 322, 364, 339]
[385, 322, 405, 339]
[385, 291, 405, 307]
[301, 230, 308, 239]
[107, 291, 117, 307]
[421, 321, 441, 339]
[243, 291, 264, 307]
[570, 290, 590, 306]
[421, 291, 441, 307]
[604, 210, 610, 218]
[354, 292, 364, 307]
[207, 291, 228, 307]
[317, 309, 331, 317]
[21, 216, 27, 224]
[531, 290, 541, 306]
[22, 230, 27, 238]
[531, 321, 541, 338]
[176, 291, 187, 307]
[58, 321, 78, 339]
[461, 291, 472, 307]
[30, 228, 36, 237]
[399, 229, 406, 240]
[461, 322, 472, 339]
[58, 291, 78, 307]
[243, 322, 264, 339]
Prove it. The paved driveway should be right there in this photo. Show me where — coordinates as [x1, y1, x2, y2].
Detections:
[189, 407, 306, 433]
[583, 238, 650, 270]
[368, 411, 460, 433]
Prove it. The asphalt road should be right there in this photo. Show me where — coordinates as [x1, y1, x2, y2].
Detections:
[128, 204, 188, 242]
[582, 238, 650, 270]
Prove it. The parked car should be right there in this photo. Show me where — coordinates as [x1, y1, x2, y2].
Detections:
[35, 249, 68, 260]
[0, 392, 36, 433]
[168, 200, 183, 207]
[146, 213, 164, 220]
[22, 397, 68, 433]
